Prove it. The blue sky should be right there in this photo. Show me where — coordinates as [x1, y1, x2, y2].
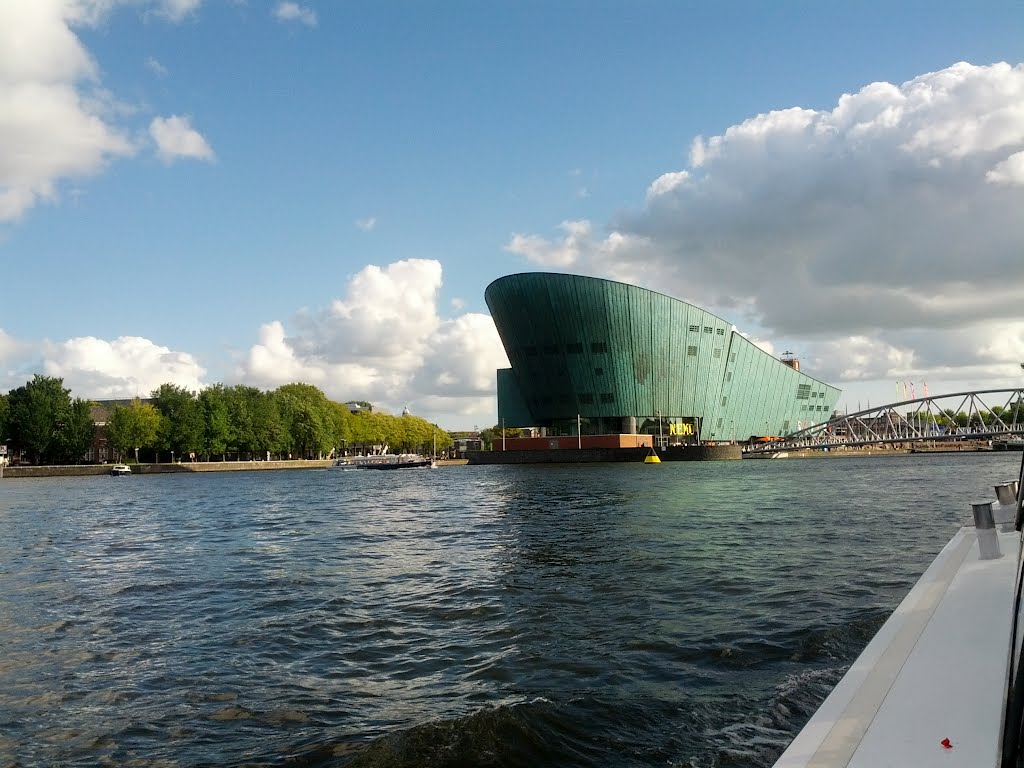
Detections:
[2, 1, 1023, 428]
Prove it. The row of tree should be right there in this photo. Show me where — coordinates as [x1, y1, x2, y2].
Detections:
[0, 375, 454, 465]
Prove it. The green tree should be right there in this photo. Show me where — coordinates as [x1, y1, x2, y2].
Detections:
[224, 385, 259, 459]
[479, 423, 522, 450]
[7, 375, 74, 464]
[0, 393, 9, 442]
[351, 411, 385, 453]
[274, 383, 336, 458]
[199, 384, 230, 460]
[328, 401, 353, 456]
[108, 399, 160, 463]
[431, 424, 453, 455]
[151, 383, 204, 461]
[251, 388, 285, 458]
[54, 399, 95, 464]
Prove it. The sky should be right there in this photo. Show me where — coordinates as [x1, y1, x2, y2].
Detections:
[1, 0, 1023, 429]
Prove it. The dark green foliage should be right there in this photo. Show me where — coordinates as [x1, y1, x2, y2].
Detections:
[0, 393, 8, 441]
[479, 424, 522, 451]
[4, 376, 458, 463]
[151, 383, 205, 459]
[199, 384, 230, 459]
[6, 375, 92, 464]
[55, 399, 95, 463]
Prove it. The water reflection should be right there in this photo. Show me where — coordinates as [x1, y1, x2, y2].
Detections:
[0, 453, 1019, 767]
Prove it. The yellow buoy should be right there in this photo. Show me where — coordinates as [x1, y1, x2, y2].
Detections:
[644, 449, 661, 464]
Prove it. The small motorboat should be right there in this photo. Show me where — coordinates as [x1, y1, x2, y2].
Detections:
[110, 464, 131, 476]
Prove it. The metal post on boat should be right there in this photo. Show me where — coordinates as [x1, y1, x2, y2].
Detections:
[995, 483, 1019, 530]
[972, 501, 1003, 560]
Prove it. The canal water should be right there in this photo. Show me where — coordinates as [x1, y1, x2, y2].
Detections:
[1, 453, 1020, 767]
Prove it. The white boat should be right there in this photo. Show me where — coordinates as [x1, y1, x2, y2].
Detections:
[110, 464, 131, 476]
[774, 469, 1024, 767]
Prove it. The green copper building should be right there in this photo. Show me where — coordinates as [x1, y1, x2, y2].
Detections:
[486, 273, 841, 444]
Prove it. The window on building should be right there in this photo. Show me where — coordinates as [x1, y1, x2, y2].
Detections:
[579, 393, 594, 405]
[703, 326, 713, 334]
[717, 418, 723, 427]
[600, 393, 615, 403]
[595, 367, 604, 376]
[591, 341, 607, 354]
[713, 349, 721, 358]
[721, 396, 728, 406]
[688, 324, 700, 332]
[725, 372, 732, 382]
[730, 353, 736, 362]
[716, 328, 725, 336]
[566, 342, 583, 354]
[687, 346, 698, 356]
[797, 384, 811, 400]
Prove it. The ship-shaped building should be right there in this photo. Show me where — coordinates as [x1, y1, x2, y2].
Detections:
[486, 272, 840, 447]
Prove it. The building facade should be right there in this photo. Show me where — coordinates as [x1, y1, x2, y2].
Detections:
[486, 273, 841, 444]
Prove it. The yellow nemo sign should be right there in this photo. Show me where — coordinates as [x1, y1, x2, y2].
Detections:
[669, 422, 694, 436]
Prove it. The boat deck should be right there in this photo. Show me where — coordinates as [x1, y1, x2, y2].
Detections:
[775, 522, 1022, 767]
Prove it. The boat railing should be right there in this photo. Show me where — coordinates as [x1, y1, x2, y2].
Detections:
[1000, 451, 1024, 767]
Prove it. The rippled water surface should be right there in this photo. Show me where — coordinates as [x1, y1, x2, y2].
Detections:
[2, 453, 1021, 767]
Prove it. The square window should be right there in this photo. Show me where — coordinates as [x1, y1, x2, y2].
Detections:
[713, 349, 721, 358]
[703, 326, 713, 334]
[716, 328, 725, 336]
[687, 346, 698, 356]
[688, 324, 700, 332]
[591, 341, 607, 354]
[595, 367, 604, 376]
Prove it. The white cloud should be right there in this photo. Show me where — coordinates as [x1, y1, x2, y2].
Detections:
[507, 61, 1024, 399]
[646, 171, 689, 200]
[987, 151, 1024, 186]
[505, 220, 593, 267]
[0, 328, 26, 371]
[273, 2, 317, 27]
[149, 115, 215, 163]
[40, 335, 206, 399]
[0, 1, 212, 222]
[355, 216, 377, 231]
[0, 1, 136, 221]
[156, 0, 202, 22]
[237, 259, 509, 425]
[145, 56, 168, 77]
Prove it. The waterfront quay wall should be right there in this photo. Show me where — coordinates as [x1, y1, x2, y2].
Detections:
[2, 460, 333, 479]
[468, 444, 741, 465]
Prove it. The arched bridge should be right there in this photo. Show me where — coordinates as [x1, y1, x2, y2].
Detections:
[748, 388, 1024, 453]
